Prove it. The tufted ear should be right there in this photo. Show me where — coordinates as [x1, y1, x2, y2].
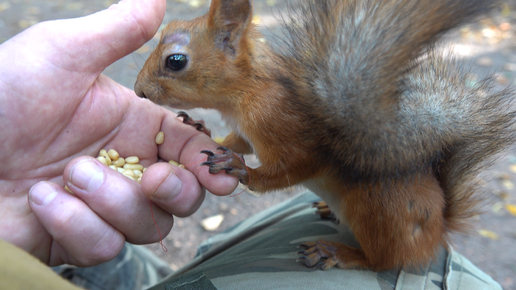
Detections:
[207, 0, 252, 55]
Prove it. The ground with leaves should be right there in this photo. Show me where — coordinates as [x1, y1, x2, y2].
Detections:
[1, 0, 516, 289]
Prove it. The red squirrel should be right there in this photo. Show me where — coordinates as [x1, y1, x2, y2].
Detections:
[134, 0, 516, 271]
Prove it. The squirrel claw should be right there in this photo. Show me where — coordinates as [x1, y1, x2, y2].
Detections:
[312, 201, 338, 223]
[177, 111, 189, 119]
[297, 240, 360, 270]
[200, 150, 215, 157]
[192, 122, 205, 131]
[177, 111, 212, 137]
[216, 146, 230, 152]
[297, 241, 331, 269]
[200, 147, 249, 184]
[298, 243, 312, 250]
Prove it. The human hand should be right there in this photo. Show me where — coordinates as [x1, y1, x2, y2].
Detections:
[0, 0, 238, 267]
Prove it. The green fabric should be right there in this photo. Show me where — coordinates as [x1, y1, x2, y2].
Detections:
[52, 243, 172, 290]
[151, 192, 502, 290]
[164, 272, 217, 290]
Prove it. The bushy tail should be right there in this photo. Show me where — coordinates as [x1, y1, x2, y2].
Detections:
[438, 78, 516, 232]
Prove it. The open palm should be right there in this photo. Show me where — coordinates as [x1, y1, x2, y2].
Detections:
[0, 0, 237, 267]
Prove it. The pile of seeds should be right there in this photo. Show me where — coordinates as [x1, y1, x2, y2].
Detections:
[63, 131, 185, 193]
[94, 131, 184, 183]
[97, 148, 146, 183]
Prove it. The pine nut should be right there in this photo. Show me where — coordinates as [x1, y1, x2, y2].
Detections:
[64, 185, 73, 194]
[169, 160, 185, 169]
[155, 131, 164, 145]
[125, 156, 139, 164]
[99, 149, 108, 158]
[122, 169, 135, 177]
[123, 163, 144, 171]
[96, 148, 170, 184]
[113, 157, 125, 167]
[97, 156, 108, 166]
[123, 174, 135, 180]
[108, 149, 119, 161]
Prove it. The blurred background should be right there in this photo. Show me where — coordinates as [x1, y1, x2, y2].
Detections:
[1, 0, 516, 288]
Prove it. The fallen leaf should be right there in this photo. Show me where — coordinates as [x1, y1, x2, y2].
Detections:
[252, 15, 261, 24]
[0, 2, 11, 13]
[201, 214, 224, 232]
[501, 3, 511, 17]
[505, 204, 516, 216]
[492, 202, 504, 213]
[219, 202, 229, 212]
[478, 229, 499, 240]
[482, 28, 497, 39]
[499, 22, 511, 31]
[66, 2, 83, 10]
[497, 173, 511, 180]
[27, 6, 40, 15]
[18, 19, 37, 29]
[502, 180, 514, 190]
[103, 0, 116, 8]
[188, 0, 202, 8]
[495, 191, 510, 200]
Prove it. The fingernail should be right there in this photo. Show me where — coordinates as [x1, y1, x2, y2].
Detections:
[153, 173, 182, 200]
[29, 182, 58, 206]
[69, 159, 105, 192]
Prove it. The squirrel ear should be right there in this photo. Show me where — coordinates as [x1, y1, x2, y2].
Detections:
[207, 0, 252, 55]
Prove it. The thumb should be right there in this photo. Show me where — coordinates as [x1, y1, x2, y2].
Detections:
[19, 0, 166, 73]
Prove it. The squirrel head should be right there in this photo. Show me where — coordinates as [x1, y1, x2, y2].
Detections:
[135, 0, 256, 111]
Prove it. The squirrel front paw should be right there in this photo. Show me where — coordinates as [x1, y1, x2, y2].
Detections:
[177, 111, 211, 137]
[201, 146, 249, 184]
[313, 201, 339, 223]
[298, 240, 366, 270]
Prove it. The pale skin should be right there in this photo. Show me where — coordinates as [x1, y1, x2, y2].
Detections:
[0, 0, 238, 267]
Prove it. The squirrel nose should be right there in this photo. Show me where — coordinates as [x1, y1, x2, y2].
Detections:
[134, 81, 147, 99]
[138, 91, 148, 99]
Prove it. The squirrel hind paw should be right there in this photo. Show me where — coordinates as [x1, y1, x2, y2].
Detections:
[177, 111, 212, 137]
[200, 147, 249, 184]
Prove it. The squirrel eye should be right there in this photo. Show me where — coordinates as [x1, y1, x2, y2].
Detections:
[166, 54, 188, 71]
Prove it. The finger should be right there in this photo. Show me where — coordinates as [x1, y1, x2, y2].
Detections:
[140, 162, 205, 217]
[28, 181, 125, 266]
[10, 0, 166, 73]
[72, 0, 166, 70]
[63, 157, 174, 244]
[157, 112, 240, 196]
